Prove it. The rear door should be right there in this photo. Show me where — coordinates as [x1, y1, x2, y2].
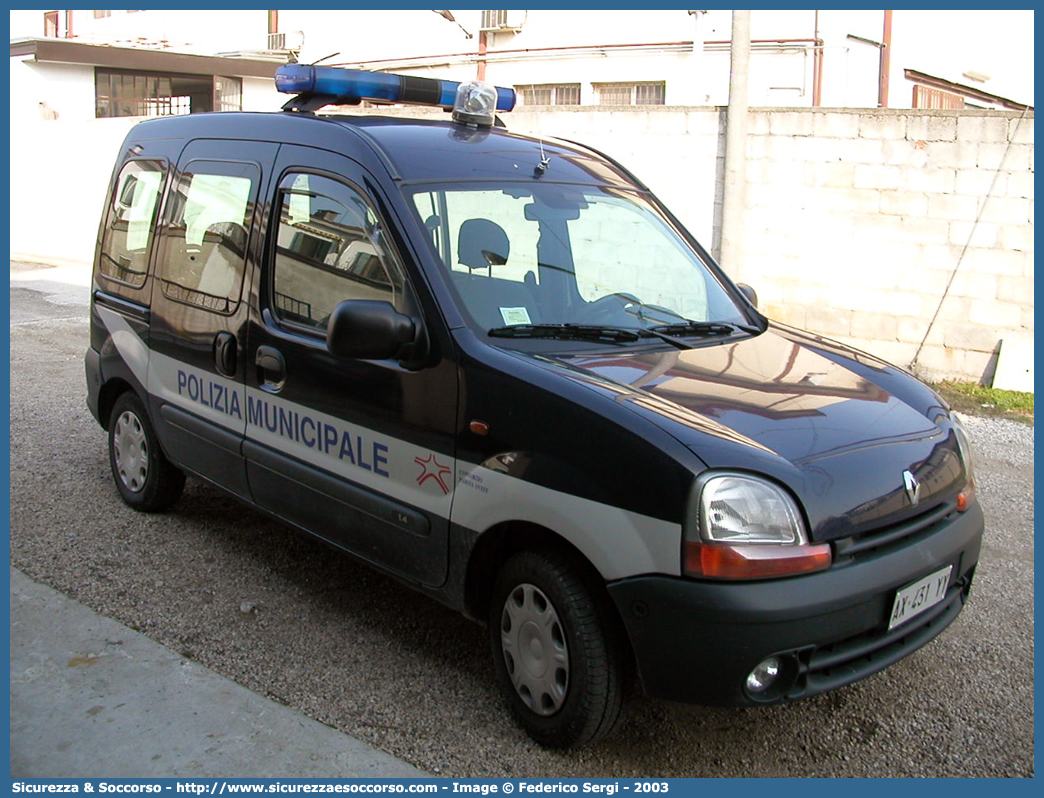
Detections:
[147, 139, 277, 499]
[243, 144, 458, 586]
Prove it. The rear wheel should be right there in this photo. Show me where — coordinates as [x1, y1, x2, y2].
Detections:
[490, 549, 629, 748]
[108, 392, 185, 512]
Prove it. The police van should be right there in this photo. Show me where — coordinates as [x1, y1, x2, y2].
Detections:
[86, 65, 984, 749]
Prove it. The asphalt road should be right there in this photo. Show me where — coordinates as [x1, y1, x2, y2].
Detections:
[9, 260, 1034, 778]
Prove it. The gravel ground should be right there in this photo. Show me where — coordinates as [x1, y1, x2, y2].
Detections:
[9, 264, 1034, 777]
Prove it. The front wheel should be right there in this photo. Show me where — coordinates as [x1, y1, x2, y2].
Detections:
[489, 549, 629, 748]
[108, 392, 185, 512]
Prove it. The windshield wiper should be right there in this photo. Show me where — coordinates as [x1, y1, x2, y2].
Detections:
[649, 320, 763, 336]
[648, 321, 735, 337]
[488, 324, 697, 350]
[488, 320, 757, 348]
[488, 324, 641, 344]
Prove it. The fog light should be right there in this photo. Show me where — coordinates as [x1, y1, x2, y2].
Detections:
[746, 656, 782, 693]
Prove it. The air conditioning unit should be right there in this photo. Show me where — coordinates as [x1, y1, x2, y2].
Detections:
[479, 10, 525, 32]
[267, 31, 304, 52]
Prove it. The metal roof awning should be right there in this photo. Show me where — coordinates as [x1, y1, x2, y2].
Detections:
[10, 38, 282, 79]
[904, 68, 1033, 111]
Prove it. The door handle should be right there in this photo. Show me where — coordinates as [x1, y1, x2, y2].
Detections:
[214, 332, 237, 378]
[255, 345, 286, 390]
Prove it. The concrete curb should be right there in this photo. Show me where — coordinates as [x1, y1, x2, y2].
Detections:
[11, 253, 92, 270]
[10, 567, 430, 779]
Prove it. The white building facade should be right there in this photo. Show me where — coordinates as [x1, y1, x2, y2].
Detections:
[9, 9, 1034, 113]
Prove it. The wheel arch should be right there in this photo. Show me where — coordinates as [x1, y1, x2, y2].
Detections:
[98, 378, 138, 431]
[463, 520, 632, 659]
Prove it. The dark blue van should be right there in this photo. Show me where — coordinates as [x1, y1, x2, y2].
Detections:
[86, 66, 983, 748]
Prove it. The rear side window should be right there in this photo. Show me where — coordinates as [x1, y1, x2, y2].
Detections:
[270, 172, 406, 332]
[99, 160, 166, 288]
[159, 160, 258, 314]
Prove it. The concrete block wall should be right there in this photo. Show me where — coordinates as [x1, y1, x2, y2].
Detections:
[736, 108, 1033, 384]
[507, 106, 1034, 385]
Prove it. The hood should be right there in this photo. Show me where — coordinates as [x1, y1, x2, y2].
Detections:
[539, 325, 965, 542]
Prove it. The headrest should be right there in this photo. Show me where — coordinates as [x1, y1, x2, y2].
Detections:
[457, 218, 509, 270]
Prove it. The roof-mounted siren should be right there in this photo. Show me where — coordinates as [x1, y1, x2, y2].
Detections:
[275, 64, 515, 126]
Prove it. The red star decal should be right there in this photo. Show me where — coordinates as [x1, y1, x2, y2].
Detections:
[414, 453, 452, 495]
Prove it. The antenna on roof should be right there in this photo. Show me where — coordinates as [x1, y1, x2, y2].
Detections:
[433, 10, 473, 39]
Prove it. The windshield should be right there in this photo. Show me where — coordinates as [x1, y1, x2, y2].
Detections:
[408, 182, 751, 345]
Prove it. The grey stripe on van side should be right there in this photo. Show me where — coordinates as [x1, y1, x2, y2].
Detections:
[96, 310, 683, 580]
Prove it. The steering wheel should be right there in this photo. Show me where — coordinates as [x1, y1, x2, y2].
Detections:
[575, 292, 642, 324]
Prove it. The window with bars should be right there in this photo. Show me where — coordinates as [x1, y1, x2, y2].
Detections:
[515, 83, 581, 106]
[593, 81, 665, 106]
[912, 85, 965, 110]
[95, 69, 242, 118]
[93, 10, 112, 19]
[215, 76, 242, 112]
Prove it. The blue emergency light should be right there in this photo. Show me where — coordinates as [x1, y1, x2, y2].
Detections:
[275, 64, 515, 126]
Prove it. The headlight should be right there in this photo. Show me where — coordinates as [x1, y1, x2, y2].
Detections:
[683, 473, 831, 580]
[952, 414, 976, 512]
[952, 414, 975, 477]
[699, 474, 803, 544]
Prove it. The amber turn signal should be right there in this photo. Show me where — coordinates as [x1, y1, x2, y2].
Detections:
[684, 541, 832, 580]
[957, 479, 975, 512]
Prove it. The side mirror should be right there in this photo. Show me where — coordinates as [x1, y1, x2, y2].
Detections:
[737, 283, 758, 309]
[327, 300, 419, 363]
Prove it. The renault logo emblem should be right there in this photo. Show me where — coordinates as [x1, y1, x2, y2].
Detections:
[903, 470, 920, 506]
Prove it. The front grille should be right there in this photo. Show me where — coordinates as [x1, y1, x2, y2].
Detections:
[833, 499, 958, 561]
[785, 568, 974, 700]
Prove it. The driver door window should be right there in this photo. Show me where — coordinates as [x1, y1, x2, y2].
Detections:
[272, 173, 405, 332]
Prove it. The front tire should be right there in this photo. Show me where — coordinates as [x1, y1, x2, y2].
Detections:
[490, 549, 629, 748]
[108, 392, 185, 512]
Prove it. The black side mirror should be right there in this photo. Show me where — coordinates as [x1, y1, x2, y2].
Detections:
[737, 283, 758, 309]
[327, 300, 421, 364]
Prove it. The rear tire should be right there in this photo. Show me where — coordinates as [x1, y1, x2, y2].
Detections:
[490, 549, 629, 749]
[108, 392, 185, 512]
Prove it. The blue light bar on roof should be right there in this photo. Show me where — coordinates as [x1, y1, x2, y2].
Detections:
[275, 64, 516, 113]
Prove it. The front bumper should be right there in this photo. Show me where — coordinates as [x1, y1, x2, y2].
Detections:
[608, 502, 984, 706]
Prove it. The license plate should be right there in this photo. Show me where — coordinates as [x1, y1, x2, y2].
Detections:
[888, 565, 953, 631]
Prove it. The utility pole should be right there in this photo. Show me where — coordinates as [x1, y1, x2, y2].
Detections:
[719, 10, 750, 272]
[879, 10, 893, 107]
